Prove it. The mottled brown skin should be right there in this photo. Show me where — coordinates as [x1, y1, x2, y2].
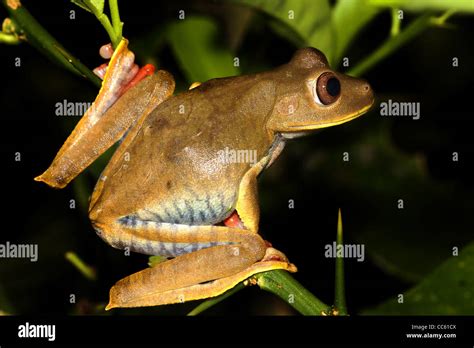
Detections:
[36, 41, 374, 309]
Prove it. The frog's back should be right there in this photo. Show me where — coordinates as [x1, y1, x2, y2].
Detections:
[92, 74, 277, 226]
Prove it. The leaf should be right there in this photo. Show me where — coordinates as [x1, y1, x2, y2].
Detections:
[233, 0, 381, 66]
[363, 241, 474, 315]
[166, 16, 240, 83]
[368, 0, 474, 13]
[148, 255, 167, 267]
[70, 0, 105, 15]
[234, 0, 334, 62]
[332, 0, 381, 64]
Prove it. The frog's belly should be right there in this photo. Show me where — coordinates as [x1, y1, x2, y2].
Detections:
[119, 191, 236, 226]
[113, 191, 236, 257]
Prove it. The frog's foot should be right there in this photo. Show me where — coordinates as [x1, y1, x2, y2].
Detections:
[93, 43, 155, 96]
[93, 43, 156, 96]
[262, 246, 294, 264]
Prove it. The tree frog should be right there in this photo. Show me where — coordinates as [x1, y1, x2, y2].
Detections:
[35, 39, 374, 309]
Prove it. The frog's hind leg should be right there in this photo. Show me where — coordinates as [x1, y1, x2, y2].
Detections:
[108, 245, 295, 309]
[35, 39, 175, 188]
[94, 219, 267, 309]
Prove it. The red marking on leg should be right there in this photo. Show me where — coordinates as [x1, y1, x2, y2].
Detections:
[223, 211, 244, 229]
[264, 240, 273, 248]
[120, 64, 156, 95]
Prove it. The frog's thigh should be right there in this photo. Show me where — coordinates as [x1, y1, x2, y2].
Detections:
[104, 223, 266, 309]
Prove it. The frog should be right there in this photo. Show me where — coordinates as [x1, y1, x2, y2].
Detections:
[35, 39, 374, 309]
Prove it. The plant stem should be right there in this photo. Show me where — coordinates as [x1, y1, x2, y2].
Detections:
[334, 209, 347, 315]
[348, 13, 432, 77]
[390, 8, 401, 36]
[255, 270, 331, 315]
[65, 251, 97, 281]
[2, 0, 101, 87]
[108, 0, 122, 47]
[89, 6, 117, 48]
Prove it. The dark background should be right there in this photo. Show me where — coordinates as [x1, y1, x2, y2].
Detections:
[0, 0, 473, 315]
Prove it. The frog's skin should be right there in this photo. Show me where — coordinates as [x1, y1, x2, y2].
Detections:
[35, 39, 374, 309]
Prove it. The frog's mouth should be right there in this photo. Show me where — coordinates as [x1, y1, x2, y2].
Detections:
[281, 100, 375, 139]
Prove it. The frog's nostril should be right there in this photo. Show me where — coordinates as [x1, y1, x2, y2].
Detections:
[364, 84, 370, 92]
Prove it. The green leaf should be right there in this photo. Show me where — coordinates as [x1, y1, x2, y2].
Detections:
[368, 0, 474, 13]
[148, 255, 167, 267]
[334, 209, 347, 315]
[332, 0, 381, 64]
[233, 0, 382, 66]
[364, 241, 474, 315]
[234, 0, 334, 62]
[187, 283, 245, 316]
[71, 0, 105, 15]
[166, 16, 240, 83]
[347, 13, 432, 77]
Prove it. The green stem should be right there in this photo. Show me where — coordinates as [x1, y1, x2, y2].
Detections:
[65, 251, 97, 281]
[255, 270, 330, 315]
[2, 0, 101, 87]
[187, 282, 246, 316]
[390, 8, 401, 36]
[83, 1, 115, 47]
[348, 13, 432, 77]
[334, 209, 347, 315]
[108, 0, 122, 47]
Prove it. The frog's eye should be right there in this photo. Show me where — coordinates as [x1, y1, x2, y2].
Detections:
[314, 72, 340, 105]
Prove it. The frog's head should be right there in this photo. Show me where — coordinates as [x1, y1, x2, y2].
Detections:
[267, 47, 374, 138]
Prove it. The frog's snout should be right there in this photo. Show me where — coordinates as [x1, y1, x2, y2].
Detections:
[357, 79, 375, 109]
[361, 80, 374, 98]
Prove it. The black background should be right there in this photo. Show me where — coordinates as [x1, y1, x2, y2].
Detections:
[0, 0, 473, 325]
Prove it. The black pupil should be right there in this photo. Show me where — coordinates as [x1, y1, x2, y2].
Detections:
[326, 77, 340, 97]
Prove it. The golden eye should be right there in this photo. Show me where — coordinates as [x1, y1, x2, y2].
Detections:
[314, 72, 340, 105]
